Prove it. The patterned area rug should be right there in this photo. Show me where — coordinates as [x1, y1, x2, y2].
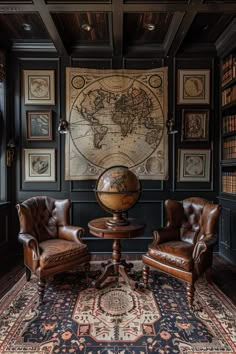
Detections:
[0, 264, 236, 354]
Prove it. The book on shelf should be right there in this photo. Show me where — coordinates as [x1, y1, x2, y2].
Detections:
[223, 136, 236, 159]
[223, 114, 236, 133]
[222, 171, 236, 194]
[222, 53, 236, 87]
[222, 85, 236, 106]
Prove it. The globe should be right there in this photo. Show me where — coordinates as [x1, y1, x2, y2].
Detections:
[95, 166, 141, 226]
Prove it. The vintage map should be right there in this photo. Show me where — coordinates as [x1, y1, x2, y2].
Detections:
[65, 67, 168, 180]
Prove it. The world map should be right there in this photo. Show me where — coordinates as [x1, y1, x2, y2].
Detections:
[65, 68, 168, 180]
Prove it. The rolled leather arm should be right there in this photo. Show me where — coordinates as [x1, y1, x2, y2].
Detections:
[18, 233, 40, 259]
[192, 235, 217, 263]
[152, 226, 179, 245]
[58, 225, 85, 244]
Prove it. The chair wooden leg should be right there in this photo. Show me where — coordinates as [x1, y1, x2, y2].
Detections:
[142, 265, 150, 288]
[38, 279, 46, 304]
[25, 267, 31, 281]
[186, 283, 194, 309]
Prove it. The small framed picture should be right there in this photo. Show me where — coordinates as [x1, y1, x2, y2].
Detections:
[26, 110, 52, 140]
[177, 69, 210, 104]
[24, 148, 56, 182]
[178, 149, 210, 182]
[23, 70, 55, 105]
[182, 109, 209, 142]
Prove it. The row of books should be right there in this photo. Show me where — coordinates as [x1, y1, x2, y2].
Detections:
[223, 114, 236, 134]
[222, 53, 236, 87]
[222, 85, 236, 106]
[222, 172, 236, 194]
[223, 136, 236, 159]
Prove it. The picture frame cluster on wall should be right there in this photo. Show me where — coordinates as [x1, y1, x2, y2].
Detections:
[22, 69, 56, 182]
[24, 148, 55, 182]
[177, 69, 211, 183]
[181, 109, 209, 142]
[23, 70, 55, 105]
[26, 110, 52, 141]
[177, 69, 210, 105]
[178, 149, 210, 182]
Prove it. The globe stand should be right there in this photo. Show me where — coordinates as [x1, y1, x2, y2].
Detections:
[106, 212, 129, 227]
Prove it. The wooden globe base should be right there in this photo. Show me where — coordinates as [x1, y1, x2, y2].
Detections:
[106, 212, 129, 227]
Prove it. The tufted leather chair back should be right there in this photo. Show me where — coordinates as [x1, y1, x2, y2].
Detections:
[165, 197, 219, 245]
[16, 196, 70, 242]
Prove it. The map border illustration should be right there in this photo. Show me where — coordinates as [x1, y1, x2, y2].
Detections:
[65, 67, 168, 180]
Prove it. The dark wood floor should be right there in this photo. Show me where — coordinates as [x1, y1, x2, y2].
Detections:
[0, 253, 236, 304]
[211, 254, 236, 304]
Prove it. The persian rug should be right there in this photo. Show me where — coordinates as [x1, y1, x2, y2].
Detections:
[0, 265, 236, 354]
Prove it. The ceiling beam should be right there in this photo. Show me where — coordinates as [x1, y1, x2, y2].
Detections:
[111, 0, 123, 65]
[166, 0, 204, 57]
[0, 4, 36, 12]
[167, 11, 197, 57]
[216, 18, 236, 57]
[163, 12, 184, 56]
[0, 2, 236, 13]
[28, 0, 68, 57]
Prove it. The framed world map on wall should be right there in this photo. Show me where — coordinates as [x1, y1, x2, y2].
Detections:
[65, 67, 168, 180]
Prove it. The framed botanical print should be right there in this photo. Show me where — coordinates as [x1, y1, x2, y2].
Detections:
[26, 110, 52, 140]
[182, 109, 209, 142]
[177, 69, 210, 104]
[178, 149, 210, 182]
[24, 148, 56, 182]
[23, 70, 55, 105]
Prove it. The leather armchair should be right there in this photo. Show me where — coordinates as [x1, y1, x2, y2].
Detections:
[142, 197, 221, 308]
[16, 196, 91, 304]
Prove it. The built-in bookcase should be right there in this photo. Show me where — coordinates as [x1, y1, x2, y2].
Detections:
[219, 50, 236, 265]
[221, 52, 236, 195]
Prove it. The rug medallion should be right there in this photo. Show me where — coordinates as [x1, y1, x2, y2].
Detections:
[73, 283, 160, 341]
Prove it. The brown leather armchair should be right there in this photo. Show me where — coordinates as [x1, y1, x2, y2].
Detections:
[16, 196, 91, 304]
[142, 197, 221, 308]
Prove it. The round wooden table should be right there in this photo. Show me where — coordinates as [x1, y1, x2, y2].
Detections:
[88, 217, 146, 289]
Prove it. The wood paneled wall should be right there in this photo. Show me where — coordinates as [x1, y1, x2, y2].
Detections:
[1, 52, 219, 256]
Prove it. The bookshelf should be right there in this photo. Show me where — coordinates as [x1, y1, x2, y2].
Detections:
[219, 50, 236, 265]
[221, 52, 236, 194]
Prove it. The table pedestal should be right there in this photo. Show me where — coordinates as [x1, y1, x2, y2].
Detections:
[91, 239, 137, 289]
[88, 217, 146, 289]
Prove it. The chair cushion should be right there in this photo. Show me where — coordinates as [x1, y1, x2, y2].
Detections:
[148, 241, 194, 272]
[39, 239, 88, 269]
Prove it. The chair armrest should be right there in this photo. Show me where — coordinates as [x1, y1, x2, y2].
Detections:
[18, 233, 40, 259]
[152, 226, 179, 245]
[58, 225, 85, 244]
[192, 235, 217, 263]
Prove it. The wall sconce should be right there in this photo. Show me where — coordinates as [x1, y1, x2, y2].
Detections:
[166, 117, 178, 135]
[58, 119, 69, 134]
[6, 139, 16, 167]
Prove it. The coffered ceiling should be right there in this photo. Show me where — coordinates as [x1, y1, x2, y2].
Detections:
[0, 0, 235, 57]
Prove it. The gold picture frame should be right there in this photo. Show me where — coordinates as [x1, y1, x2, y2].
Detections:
[182, 109, 209, 142]
[177, 69, 210, 104]
[24, 148, 56, 182]
[26, 110, 52, 140]
[23, 70, 55, 105]
[178, 149, 211, 182]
